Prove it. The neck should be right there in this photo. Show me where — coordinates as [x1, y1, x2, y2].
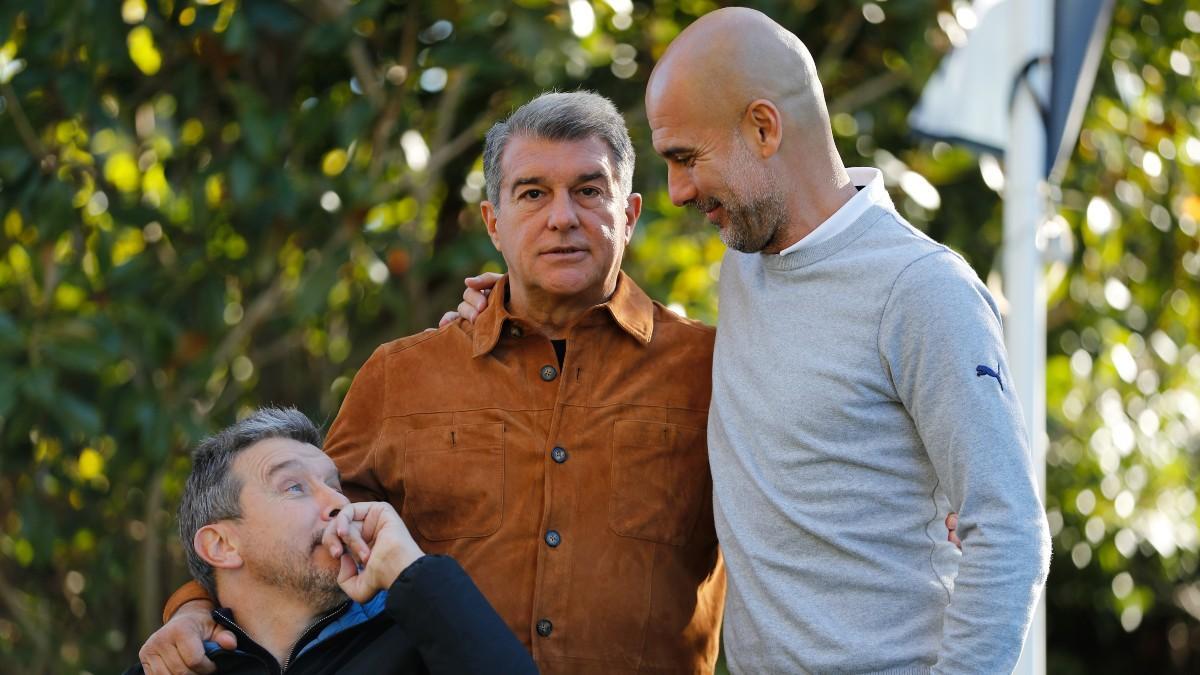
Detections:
[769, 155, 858, 254]
[507, 276, 618, 339]
[220, 581, 333, 666]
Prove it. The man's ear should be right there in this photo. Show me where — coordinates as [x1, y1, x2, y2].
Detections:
[623, 192, 642, 244]
[743, 99, 783, 158]
[480, 201, 502, 250]
[195, 524, 243, 571]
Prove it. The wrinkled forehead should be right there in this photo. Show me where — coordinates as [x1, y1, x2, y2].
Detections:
[233, 437, 333, 488]
[500, 134, 617, 186]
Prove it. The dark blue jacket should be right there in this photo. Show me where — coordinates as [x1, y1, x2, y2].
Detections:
[125, 555, 537, 674]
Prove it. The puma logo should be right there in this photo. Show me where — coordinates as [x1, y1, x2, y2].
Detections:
[975, 365, 1003, 391]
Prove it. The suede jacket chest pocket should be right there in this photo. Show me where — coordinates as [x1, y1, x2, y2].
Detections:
[609, 420, 709, 546]
[404, 423, 505, 541]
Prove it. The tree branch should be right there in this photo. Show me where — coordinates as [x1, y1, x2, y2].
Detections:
[816, 8, 864, 82]
[0, 566, 51, 669]
[2, 81, 49, 163]
[137, 464, 167, 639]
[828, 70, 907, 115]
[346, 39, 385, 109]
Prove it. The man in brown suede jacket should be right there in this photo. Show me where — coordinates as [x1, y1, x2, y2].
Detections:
[140, 92, 724, 675]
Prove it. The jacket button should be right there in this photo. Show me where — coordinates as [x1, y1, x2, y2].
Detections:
[551, 446, 568, 463]
[540, 365, 558, 381]
[536, 619, 553, 637]
[545, 530, 561, 547]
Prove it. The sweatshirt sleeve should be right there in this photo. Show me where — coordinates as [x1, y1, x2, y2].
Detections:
[161, 580, 212, 624]
[324, 344, 392, 503]
[878, 250, 1051, 674]
[386, 555, 538, 674]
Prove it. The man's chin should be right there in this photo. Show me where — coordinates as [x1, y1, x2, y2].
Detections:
[307, 563, 348, 610]
[535, 273, 601, 298]
[247, 553, 349, 611]
[312, 584, 348, 612]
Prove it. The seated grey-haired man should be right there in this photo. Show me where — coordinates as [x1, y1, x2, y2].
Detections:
[128, 407, 536, 674]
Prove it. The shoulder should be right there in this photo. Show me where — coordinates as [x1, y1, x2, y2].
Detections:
[652, 302, 714, 333]
[650, 302, 715, 342]
[895, 246, 982, 288]
[868, 208, 990, 306]
[370, 322, 472, 362]
[881, 248, 1003, 339]
[869, 208, 955, 262]
[890, 247, 991, 306]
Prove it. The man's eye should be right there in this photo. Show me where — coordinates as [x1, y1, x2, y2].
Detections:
[521, 189, 543, 200]
[286, 483, 304, 493]
[579, 187, 601, 197]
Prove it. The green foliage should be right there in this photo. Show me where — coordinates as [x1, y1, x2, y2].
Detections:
[0, 1, 1195, 673]
[1041, 3, 1200, 672]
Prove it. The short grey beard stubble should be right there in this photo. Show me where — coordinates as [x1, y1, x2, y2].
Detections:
[250, 544, 347, 613]
[720, 192, 790, 253]
[715, 135, 791, 254]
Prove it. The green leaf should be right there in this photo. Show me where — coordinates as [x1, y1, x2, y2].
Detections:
[0, 370, 16, 420]
[0, 311, 22, 354]
[135, 400, 170, 461]
[55, 70, 90, 115]
[39, 339, 111, 374]
[0, 147, 32, 182]
[19, 367, 55, 408]
[229, 155, 258, 203]
[54, 393, 101, 435]
[292, 252, 341, 320]
[244, 1, 305, 35]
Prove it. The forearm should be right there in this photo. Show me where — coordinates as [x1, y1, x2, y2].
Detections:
[933, 498, 1050, 673]
[162, 580, 213, 623]
[386, 555, 536, 674]
[917, 346, 1050, 670]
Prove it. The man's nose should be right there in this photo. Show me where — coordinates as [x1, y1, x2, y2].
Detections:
[666, 166, 697, 207]
[546, 191, 580, 230]
[319, 484, 350, 519]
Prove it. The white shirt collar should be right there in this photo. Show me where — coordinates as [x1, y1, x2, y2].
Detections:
[778, 167, 891, 256]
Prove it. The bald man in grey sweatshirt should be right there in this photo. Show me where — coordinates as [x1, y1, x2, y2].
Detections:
[647, 8, 1050, 675]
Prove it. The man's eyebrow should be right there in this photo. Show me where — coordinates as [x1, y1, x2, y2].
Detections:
[576, 171, 607, 184]
[657, 146, 693, 161]
[510, 176, 545, 193]
[265, 459, 302, 480]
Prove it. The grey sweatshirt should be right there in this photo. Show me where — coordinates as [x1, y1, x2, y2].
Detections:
[709, 202, 1051, 674]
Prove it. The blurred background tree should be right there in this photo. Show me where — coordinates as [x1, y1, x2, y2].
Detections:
[0, 0, 1195, 672]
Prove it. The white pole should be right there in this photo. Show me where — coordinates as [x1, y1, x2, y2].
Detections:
[1004, 0, 1050, 674]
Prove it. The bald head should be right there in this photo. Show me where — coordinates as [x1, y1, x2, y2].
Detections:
[645, 8, 856, 253]
[647, 8, 828, 135]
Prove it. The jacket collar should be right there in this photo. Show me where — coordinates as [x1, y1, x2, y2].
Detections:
[472, 271, 655, 357]
[206, 593, 387, 665]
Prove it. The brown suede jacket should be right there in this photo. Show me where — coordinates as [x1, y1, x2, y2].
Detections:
[165, 272, 724, 674]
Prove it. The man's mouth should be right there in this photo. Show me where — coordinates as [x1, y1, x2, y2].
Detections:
[542, 246, 587, 257]
[693, 198, 724, 224]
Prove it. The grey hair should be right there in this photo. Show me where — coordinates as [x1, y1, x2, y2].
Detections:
[482, 91, 635, 206]
[179, 407, 323, 601]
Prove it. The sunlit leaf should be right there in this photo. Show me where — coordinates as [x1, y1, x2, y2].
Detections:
[126, 26, 161, 76]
